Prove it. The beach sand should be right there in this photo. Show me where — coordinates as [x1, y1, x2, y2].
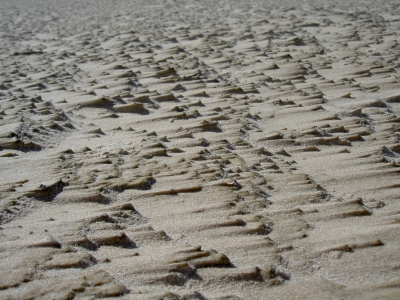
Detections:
[1, 0, 400, 299]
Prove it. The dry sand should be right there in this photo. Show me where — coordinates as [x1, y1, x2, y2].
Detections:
[1, 0, 400, 299]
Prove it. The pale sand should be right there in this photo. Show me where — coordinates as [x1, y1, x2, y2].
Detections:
[1, 0, 400, 299]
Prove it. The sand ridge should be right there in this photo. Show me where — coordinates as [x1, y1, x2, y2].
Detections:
[1, 0, 400, 299]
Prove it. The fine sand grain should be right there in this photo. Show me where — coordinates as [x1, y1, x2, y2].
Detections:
[1, 0, 400, 299]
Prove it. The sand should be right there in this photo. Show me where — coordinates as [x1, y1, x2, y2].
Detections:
[1, 0, 400, 299]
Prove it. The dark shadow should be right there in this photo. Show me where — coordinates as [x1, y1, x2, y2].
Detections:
[25, 180, 66, 201]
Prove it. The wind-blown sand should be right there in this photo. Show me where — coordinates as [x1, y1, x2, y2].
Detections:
[1, 0, 400, 299]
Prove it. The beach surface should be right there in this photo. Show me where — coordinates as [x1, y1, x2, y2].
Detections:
[1, 0, 400, 299]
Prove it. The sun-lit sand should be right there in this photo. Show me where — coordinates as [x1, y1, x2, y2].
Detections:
[1, 0, 400, 299]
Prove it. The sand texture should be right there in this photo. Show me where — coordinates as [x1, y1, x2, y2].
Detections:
[1, 0, 400, 299]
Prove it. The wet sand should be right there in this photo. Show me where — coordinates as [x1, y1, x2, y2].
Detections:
[1, 0, 400, 299]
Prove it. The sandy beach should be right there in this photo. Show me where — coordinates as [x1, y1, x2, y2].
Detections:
[1, 0, 400, 299]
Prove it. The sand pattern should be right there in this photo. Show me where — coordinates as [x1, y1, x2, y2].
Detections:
[1, 0, 400, 299]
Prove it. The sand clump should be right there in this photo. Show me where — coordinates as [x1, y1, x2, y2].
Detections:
[1, 0, 400, 299]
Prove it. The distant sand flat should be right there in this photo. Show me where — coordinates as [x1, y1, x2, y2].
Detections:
[1, 0, 400, 299]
